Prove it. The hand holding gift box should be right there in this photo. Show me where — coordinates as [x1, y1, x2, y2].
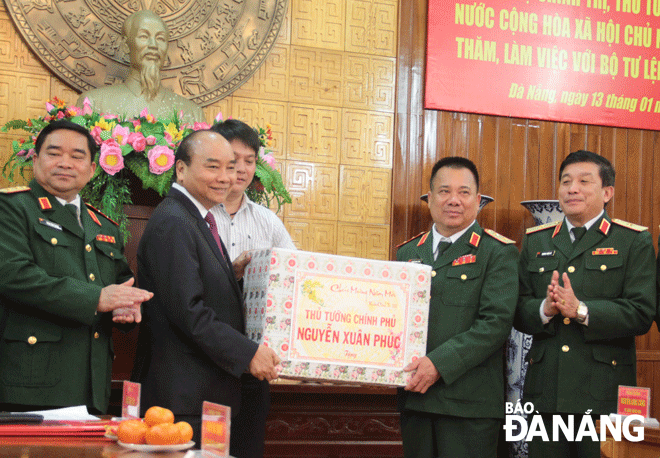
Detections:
[243, 249, 431, 386]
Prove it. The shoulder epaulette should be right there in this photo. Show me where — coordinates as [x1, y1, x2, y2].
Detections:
[484, 228, 515, 244]
[84, 202, 119, 226]
[0, 186, 30, 194]
[612, 218, 647, 232]
[396, 231, 427, 249]
[526, 220, 561, 235]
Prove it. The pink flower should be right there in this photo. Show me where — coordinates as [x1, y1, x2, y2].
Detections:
[82, 97, 92, 115]
[90, 126, 103, 145]
[145, 135, 157, 146]
[66, 106, 81, 116]
[262, 152, 276, 167]
[147, 145, 175, 174]
[26, 149, 35, 159]
[127, 132, 146, 152]
[56, 111, 65, 120]
[112, 124, 130, 145]
[214, 112, 223, 122]
[99, 141, 124, 175]
[140, 107, 155, 123]
[193, 122, 211, 131]
[132, 120, 141, 128]
[103, 113, 119, 120]
[45, 101, 55, 112]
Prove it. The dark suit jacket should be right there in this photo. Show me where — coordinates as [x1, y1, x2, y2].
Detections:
[515, 214, 656, 415]
[0, 180, 132, 413]
[132, 187, 260, 417]
[396, 222, 518, 420]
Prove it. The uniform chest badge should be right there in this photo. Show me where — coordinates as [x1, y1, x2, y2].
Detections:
[592, 248, 618, 255]
[452, 254, 476, 266]
[96, 234, 116, 244]
[536, 251, 555, 257]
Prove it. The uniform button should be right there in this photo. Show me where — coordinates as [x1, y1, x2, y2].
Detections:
[612, 360, 617, 366]
[568, 266, 575, 273]
[562, 345, 569, 352]
[431, 271, 436, 277]
[563, 317, 571, 325]
[600, 265, 607, 271]
[94, 332, 99, 339]
[539, 267, 545, 273]
[27, 336, 37, 345]
[85, 244, 92, 252]
[51, 238, 58, 245]
[89, 273, 96, 281]
[460, 274, 467, 281]
[110, 252, 114, 258]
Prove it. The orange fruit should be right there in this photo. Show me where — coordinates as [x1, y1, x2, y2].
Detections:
[145, 423, 182, 445]
[175, 421, 193, 444]
[144, 406, 175, 427]
[116, 419, 149, 444]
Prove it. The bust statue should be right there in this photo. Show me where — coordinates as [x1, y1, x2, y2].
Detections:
[77, 10, 204, 124]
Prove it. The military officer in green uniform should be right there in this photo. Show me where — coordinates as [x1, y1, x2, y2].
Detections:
[397, 157, 518, 458]
[515, 150, 656, 458]
[0, 120, 152, 414]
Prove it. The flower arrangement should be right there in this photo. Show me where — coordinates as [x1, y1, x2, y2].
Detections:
[1, 98, 291, 240]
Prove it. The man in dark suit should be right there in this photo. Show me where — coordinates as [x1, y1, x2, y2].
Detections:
[133, 130, 280, 458]
[515, 150, 656, 458]
[0, 120, 152, 414]
[396, 157, 518, 458]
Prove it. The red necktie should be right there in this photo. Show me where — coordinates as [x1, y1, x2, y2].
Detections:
[204, 212, 228, 264]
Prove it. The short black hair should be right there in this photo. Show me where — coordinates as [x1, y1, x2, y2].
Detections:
[430, 156, 479, 192]
[173, 129, 210, 181]
[34, 120, 97, 162]
[210, 119, 261, 154]
[559, 150, 615, 187]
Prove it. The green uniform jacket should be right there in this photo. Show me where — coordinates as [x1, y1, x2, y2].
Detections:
[396, 222, 518, 419]
[0, 180, 133, 413]
[514, 214, 656, 416]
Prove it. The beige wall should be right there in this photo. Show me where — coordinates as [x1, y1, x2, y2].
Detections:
[0, 0, 397, 259]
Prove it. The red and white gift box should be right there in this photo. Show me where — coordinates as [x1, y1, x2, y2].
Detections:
[243, 249, 431, 386]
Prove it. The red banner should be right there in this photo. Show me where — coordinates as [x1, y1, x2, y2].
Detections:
[426, 0, 660, 130]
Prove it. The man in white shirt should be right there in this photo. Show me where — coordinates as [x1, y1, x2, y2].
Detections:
[210, 120, 295, 277]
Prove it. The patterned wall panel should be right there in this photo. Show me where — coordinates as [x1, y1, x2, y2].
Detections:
[289, 46, 343, 107]
[284, 161, 339, 221]
[203, 97, 232, 125]
[0, 14, 48, 75]
[288, 104, 340, 163]
[50, 78, 79, 105]
[341, 109, 392, 168]
[291, 0, 345, 50]
[232, 45, 290, 101]
[344, 54, 395, 112]
[339, 165, 391, 224]
[0, 70, 49, 124]
[345, 0, 398, 57]
[231, 97, 288, 159]
[337, 222, 390, 259]
[285, 218, 337, 254]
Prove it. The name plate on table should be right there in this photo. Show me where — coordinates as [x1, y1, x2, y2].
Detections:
[243, 249, 431, 386]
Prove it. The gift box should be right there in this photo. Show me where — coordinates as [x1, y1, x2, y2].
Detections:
[243, 249, 431, 386]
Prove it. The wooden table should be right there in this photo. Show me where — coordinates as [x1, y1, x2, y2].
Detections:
[0, 436, 189, 457]
[601, 424, 660, 458]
